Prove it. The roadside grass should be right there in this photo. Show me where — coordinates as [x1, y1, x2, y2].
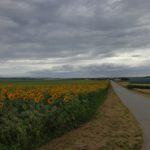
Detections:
[38, 87, 143, 150]
[133, 89, 150, 98]
[118, 81, 150, 98]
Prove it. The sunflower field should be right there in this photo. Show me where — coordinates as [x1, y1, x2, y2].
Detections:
[0, 80, 109, 150]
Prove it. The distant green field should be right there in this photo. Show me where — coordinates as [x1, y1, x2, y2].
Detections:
[0, 79, 105, 86]
[127, 83, 150, 89]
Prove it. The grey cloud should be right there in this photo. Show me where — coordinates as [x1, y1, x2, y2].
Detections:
[0, 0, 150, 77]
[29, 63, 150, 78]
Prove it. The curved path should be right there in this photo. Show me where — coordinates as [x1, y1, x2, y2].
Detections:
[111, 81, 150, 150]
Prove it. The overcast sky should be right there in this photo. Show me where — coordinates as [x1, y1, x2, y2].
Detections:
[0, 0, 150, 78]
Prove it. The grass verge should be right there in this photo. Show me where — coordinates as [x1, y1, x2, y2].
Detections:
[133, 88, 150, 98]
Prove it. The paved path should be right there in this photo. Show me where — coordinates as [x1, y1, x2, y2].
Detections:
[111, 81, 150, 150]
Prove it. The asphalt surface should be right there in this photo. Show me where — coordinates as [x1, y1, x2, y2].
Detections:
[111, 81, 150, 150]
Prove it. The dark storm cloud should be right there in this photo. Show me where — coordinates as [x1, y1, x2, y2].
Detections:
[0, 0, 150, 77]
[29, 63, 150, 78]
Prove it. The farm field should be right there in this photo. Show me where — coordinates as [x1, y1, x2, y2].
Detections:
[117, 81, 129, 87]
[134, 88, 150, 98]
[0, 79, 109, 150]
[118, 81, 150, 98]
[0, 79, 101, 86]
[127, 84, 150, 89]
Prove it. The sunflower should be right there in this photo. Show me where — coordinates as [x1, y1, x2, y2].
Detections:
[47, 98, 53, 105]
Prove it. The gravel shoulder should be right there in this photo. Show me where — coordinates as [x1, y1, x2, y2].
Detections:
[38, 87, 143, 150]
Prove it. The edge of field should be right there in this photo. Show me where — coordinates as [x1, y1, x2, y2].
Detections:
[132, 89, 150, 98]
[38, 87, 143, 150]
[118, 81, 150, 98]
